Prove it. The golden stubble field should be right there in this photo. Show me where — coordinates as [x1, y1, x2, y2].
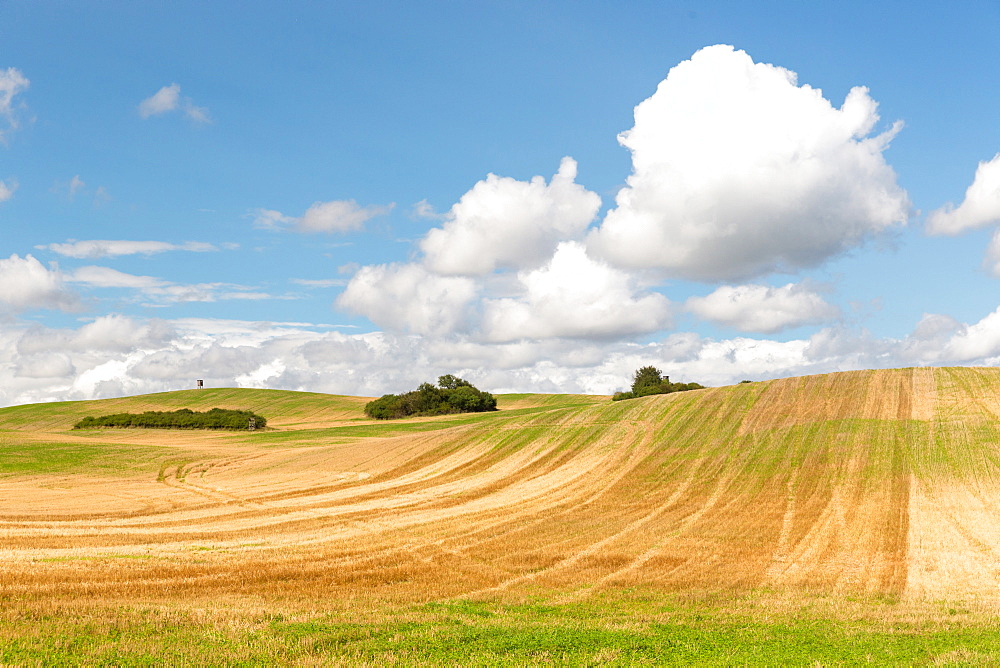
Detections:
[2, 367, 1000, 614]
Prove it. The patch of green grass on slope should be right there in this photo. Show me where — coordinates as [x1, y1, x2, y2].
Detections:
[0, 439, 174, 477]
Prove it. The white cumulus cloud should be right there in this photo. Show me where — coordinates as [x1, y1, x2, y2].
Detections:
[588, 44, 910, 282]
[686, 282, 839, 334]
[336, 263, 478, 336]
[927, 154, 1000, 235]
[0, 254, 79, 314]
[421, 157, 601, 275]
[481, 242, 671, 341]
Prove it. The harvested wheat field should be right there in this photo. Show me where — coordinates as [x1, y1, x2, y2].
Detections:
[4, 367, 1000, 664]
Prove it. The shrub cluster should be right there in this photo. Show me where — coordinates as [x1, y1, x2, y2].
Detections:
[74, 408, 267, 430]
[365, 375, 497, 420]
[612, 366, 705, 401]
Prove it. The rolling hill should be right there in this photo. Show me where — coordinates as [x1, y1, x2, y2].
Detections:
[3, 367, 1000, 662]
[2, 366, 998, 603]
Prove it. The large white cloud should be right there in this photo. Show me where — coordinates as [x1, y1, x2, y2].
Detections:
[927, 154, 1000, 235]
[421, 157, 601, 275]
[686, 282, 839, 334]
[0, 254, 79, 314]
[588, 44, 910, 282]
[336, 263, 479, 336]
[481, 242, 671, 341]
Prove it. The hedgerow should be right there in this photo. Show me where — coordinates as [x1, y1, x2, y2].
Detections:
[74, 408, 266, 430]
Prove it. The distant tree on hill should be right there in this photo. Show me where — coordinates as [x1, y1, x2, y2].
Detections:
[612, 366, 705, 401]
[365, 375, 497, 419]
[631, 365, 666, 396]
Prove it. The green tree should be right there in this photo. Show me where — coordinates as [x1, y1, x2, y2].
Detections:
[632, 366, 665, 395]
[612, 366, 705, 402]
[438, 374, 471, 390]
[364, 375, 497, 419]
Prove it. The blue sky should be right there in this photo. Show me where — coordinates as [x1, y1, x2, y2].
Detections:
[2, 1, 1000, 405]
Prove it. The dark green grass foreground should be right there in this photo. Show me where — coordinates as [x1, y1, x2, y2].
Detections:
[2, 595, 999, 666]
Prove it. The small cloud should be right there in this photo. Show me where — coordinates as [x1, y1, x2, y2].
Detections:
[410, 199, 443, 220]
[184, 102, 211, 124]
[69, 175, 86, 199]
[298, 200, 394, 234]
[290, 278, 347, 288]
[51, 177, 110, 204]
[253, 200, 393, 234]
[67, 265, 296, 305]
[927, 153, 1000, 235]
[68, 266, 166, 289]
[0, 67, 30, 144]
[37, 239, 219, 259]
[138, 83, 180, 118]
[138, 83, 210, 124]
[0, 179, 17, 203]
[251, 208, 294, 230]
[93, 185, 111, 205]
[142, 283, 297, 305]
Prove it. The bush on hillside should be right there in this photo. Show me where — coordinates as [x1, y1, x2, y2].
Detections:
[365, 376, 497, 420]
[612, 366, 705, 401]
[74, 408, 266, 430]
